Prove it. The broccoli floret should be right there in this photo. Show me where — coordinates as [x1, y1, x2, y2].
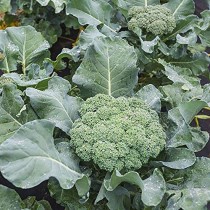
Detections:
[128, 5, 176, 36]
[70, 94, 166, 172]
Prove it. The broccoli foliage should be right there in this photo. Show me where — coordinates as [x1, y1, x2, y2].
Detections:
[128, 5, 176, 35]
[0, 77, 14, 88]
[70, 94, 166, 172]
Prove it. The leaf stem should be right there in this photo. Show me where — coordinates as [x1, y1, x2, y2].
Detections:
[145, 0, 147, 7]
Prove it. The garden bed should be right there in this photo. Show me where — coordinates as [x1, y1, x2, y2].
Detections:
[0, 0, 210, 210]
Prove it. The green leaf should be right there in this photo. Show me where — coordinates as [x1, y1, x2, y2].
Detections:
[142, 169, 166, 206]
[26, 77, 82, 133]
[49, 179, 94, 209]
[72, 37, 138, 98]
[104, 170, 143, 191]
[167, 188, 210, 210]
[0, 26, 50, 74]
[96, 184, 131, 210]
[158, 148, 196, 169]
[48, 47, 80, 71]
[66, 0, 118, 35]
[198, 11, 210, 46]
[111, 0, 160, 16]
[22, 196, 52, 210]
[160, 83, 203, 108]
[0, 120, 90, 190]
[164, 0, 195, 18]
[168, 52, 210, 76]
[163, 15, 197, 41]
[0, 84, 24, 143]
[2, 69, 52, 88]
[78, 25, 106, 50]
[166, 157, 210, 210]
[0, 185, 22, 209]
[167, 102, 209, 152]
[201, 84, 210, 105]
[181, 157, 210, 189]
[176, 31, 197, 45]
[104, 169, 165, 206]
[199, 28, 210, 47]
[136, 84, 163, 112]
[105, 186, 131, 210]
[171, 101, 207, 124]
[159, 59, 201, 90]
[35, 0, 65, 13]
[0, 30, 19, 73]
[140, 36, 160, 54]
[0, 0, 11, 12]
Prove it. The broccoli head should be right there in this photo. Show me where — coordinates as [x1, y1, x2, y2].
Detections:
[128, 5, 176, 36]
[70, 94, 166, 172]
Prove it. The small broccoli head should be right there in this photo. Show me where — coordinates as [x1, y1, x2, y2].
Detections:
[128, 5, 176, 35]
[70, 94, 166, 172]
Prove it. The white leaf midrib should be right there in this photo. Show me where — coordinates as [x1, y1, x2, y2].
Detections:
[173, 0, 185, 16]
[106, 47, 111, 96]
[145, 0, 148, 7]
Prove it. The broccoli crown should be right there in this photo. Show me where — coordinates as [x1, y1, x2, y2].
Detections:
[70, 94, 166, 172]
[128, 5, 176, 35]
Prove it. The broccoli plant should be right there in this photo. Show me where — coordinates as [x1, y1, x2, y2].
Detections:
[0, 0, 210, 210]
[71, 94, 166, 172]
[128, 5, 176, 35]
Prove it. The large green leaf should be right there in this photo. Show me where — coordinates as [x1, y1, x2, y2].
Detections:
[166, 157, 210, 210]
[0, 120, 90, 190]
[164, 0, 195, 18]
[72, 37, 138, 98]
[0, 26, 50, 74]
[0, 30, 19, 73]
[0, 84, 24, 143]
[0, 185, 22, 210]
[26, 77, 82, 133]
[66, 0, 118, 35]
